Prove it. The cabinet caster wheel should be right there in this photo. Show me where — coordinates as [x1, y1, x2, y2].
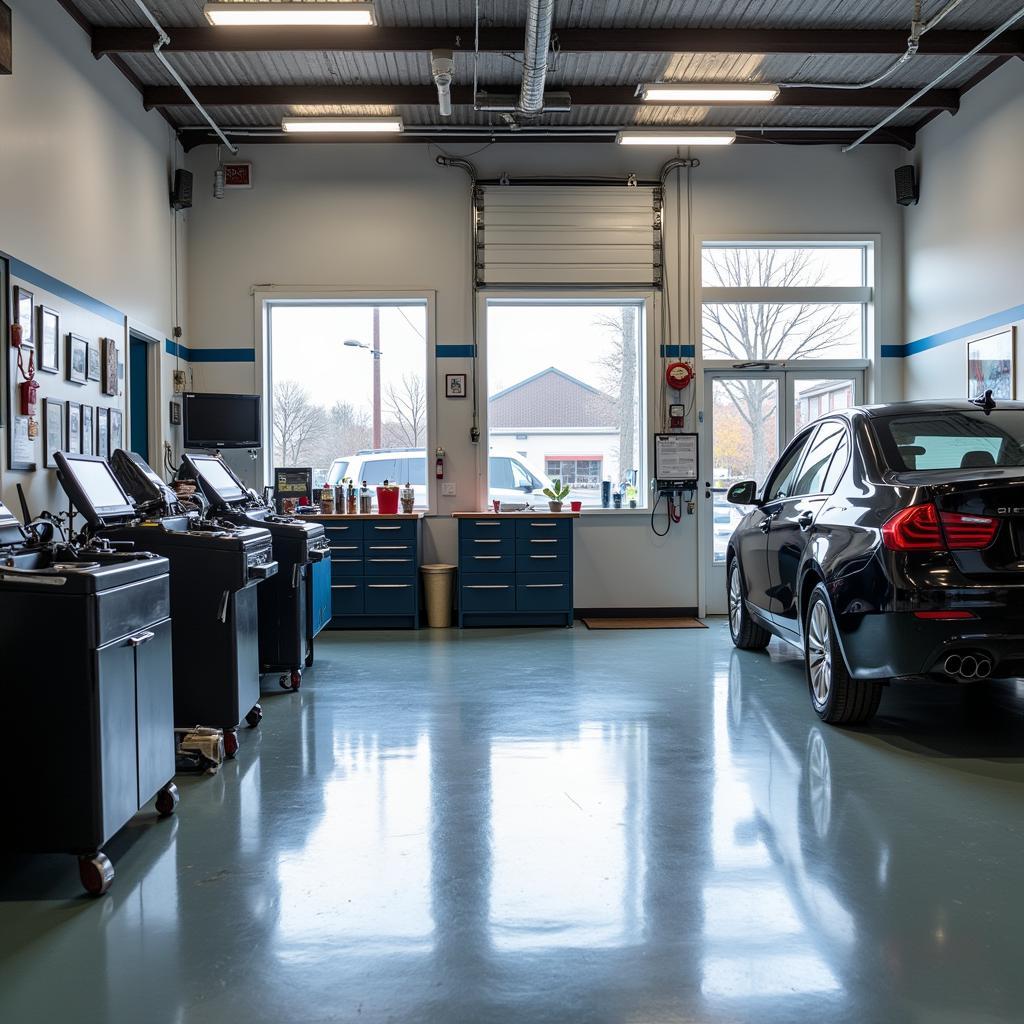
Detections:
[79, 853, 114, 896]
[305, 647, 314, 668]
[224, 729, 239, 759]
[245, 704, 263, 728]
[155, 783, 179, 817]
[281, 671, 301, 691]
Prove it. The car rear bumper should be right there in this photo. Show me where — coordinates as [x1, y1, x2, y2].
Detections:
[838, 611, 1024, 680]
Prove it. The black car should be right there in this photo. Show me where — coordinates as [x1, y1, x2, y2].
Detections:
[725, 399, 1024, 725]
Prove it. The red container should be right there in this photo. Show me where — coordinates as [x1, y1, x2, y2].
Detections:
[376, 486, 400, 515]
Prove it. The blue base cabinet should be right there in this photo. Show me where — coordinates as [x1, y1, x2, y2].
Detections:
[457, 515, 575, 628]
[313, 516, 422, 629]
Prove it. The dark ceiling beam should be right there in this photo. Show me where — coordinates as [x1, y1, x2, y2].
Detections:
[143, 84, 960, 112]
[93, 25, 1024, 57]
[176, 126, 916, 152]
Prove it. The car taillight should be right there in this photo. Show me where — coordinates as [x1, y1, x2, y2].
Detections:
[882, 503, 999, 551]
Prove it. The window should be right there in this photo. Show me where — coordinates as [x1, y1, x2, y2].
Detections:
[486, 299, 646, 508]
[267, 301, 429, 503]
[873, 411, 1024, 472]
[793, 422, 846, 496]
[701, 243, 872, 362]
[765, 432, 813, 502]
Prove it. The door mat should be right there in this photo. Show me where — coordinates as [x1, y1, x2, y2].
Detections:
[581, 617, 707, 630]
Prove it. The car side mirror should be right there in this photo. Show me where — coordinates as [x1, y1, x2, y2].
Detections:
[521, 483, 533, 493]
[727, 480, 760, 506]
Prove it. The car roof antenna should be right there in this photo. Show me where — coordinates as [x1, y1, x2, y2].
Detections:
[970, 389, 997, 414]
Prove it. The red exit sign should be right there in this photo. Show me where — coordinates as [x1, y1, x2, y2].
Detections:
[223, 163, 253, 188]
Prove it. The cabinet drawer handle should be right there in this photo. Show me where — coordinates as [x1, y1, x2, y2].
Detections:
[473, 555, 501, 560]
[529, 523, 557, 528]
[369, 558, 411, 563]
[525, 584, 564, 589]
[331, 545, 359, 551]
[473, 539, 501, 544]
[472, 522, 501, 527]
[529, 539, 557, 544]
[368, 584, 412, 589]
[327, 525, 350, 531]
[466, 585, 510, 590]
[333, 558, 361, 564]
[128, 630, 155, 647]
[373, 526, 402, 531]
[369, 545, 409, 551]
[530, 555, 557, 560]
[331, 584, 358, 590]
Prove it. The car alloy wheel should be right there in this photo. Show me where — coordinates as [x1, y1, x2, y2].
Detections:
[728, 565, 743, 639]
[807, 600, 833, 707]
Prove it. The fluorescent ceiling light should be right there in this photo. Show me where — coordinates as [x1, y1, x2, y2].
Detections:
[204, 3, 376, 26]
[640, 83, 780, 103]
[616, 131, 737, 146]
[281, 116, 403, 133]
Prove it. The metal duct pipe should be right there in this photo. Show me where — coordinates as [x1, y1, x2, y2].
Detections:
[431, 50, 455, 117]
[517, 0, 555, 116]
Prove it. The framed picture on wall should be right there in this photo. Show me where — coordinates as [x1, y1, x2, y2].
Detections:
[13, 286, 33, 348]
[109, 408, 123, 452]
[66, 401, 82, 455]
[87, 342, 101, 382]
[81, 404, 95, 455]
[67, 334, 88, 385]
[96, 407, 109, 459]
[38, 307, 59, 373]
[43, 398, 64, 469]
[445, 373, 467, 398]
[967, 327, 1015, 400]
[102, 338, 118, 396]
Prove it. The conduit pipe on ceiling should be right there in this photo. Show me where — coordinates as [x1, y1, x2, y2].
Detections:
[517, 0, 555, 116]
[844, 1, 1024, 150]
[778, 0, 965, 91]
[131, 0, 238, 154]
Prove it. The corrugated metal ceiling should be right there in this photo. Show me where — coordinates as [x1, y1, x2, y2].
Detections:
[66, 0, 1021, 140]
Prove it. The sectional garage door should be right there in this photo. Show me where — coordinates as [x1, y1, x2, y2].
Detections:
[474, 184, 663, 288]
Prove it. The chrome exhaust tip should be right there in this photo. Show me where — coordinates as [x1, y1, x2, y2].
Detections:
[976, 658, 993, 679]
[944, 654, 962, 676]
[960, 655, 978, 679]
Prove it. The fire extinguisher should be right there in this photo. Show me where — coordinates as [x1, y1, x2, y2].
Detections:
[435, 447, 446, 480]
[20, 375, 39, 417]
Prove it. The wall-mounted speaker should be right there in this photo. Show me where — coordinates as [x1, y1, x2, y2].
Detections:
[895, 164, 919, 207]
[171, 169, 193, 211]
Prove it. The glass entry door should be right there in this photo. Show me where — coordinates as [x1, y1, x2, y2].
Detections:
[702, 369, 863, 615]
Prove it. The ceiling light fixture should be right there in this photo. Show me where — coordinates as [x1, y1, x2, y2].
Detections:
[616, 130, 737, 146]
[204, 3, 376, 26]
[281, 116, 404, 133]
[639, 83, 780, 104]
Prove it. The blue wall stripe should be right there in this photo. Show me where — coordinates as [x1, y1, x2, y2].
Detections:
[164, 339, 255, 363]
[437, 344, 476, 358]
[660, 344, 695, 358]
[883, 302, 1024, 358]
[10, 258, 125, 325]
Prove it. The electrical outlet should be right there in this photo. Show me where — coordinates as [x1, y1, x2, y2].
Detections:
[441, 482, 456, 497]
[173, 370, 186, 393]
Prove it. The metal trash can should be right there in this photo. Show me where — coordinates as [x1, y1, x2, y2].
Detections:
[421, 563, 457, 627]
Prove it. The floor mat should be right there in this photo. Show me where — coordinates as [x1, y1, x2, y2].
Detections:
[581, 617, 707, 630]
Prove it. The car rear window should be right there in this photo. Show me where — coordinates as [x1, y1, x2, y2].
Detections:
[874, 411, 1024, 471]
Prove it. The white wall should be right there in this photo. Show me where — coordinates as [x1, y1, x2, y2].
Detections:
[0, 0, 183, 518]
[903, 58, 1024, 397]
[186, 140, 904, 610]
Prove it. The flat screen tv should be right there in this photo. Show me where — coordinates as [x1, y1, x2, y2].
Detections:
[182, 392, 262, 450]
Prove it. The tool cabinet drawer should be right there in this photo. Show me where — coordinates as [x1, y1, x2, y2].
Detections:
[459, 518, 516, 542]
[460, 537, 516, 556]
[330, 555, 364, 578]
[365, 520, 417, 542]
[516, 574, 572, 612]
[364, 580, 417, 614]
[460, 574, 516, 612]
[364, 555, 417, 576]
[461, 551, 516, 573]
[331, 580, 364, 615]
[516, 551, 571, 574]
[515, 518, 572, 542]
[324, 522, 364, 542]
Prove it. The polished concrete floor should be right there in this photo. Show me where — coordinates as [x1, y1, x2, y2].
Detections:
[4, 621, 1024, 1023]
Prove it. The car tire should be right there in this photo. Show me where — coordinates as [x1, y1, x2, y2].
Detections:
[804, 583, 881, 726]
[728, 559, 771, 650]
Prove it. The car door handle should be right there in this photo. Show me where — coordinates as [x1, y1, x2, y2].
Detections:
[758, 516, 774, 534]
[797, 511, 815, 531]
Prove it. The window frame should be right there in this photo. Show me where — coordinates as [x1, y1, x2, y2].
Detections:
[697, 235, 877, 375]
[478, 290, 656, 513]
[255, 288, 437, 508]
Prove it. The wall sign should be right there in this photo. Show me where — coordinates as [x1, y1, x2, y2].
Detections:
[224, 163, 253, 189]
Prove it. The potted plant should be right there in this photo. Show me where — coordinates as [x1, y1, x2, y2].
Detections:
[543, 479, 570, 512]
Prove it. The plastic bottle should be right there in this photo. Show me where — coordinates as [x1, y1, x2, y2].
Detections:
[359, 480, 372, 514]
[601, 480, 611, 508]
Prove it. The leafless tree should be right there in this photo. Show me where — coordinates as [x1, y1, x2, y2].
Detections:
[309, 401, 372, 468]
[595, 305, 639, 482]
[383, 373, 427, 448]
[273, 379, 321, 466]
[703, 247, 857, 483]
